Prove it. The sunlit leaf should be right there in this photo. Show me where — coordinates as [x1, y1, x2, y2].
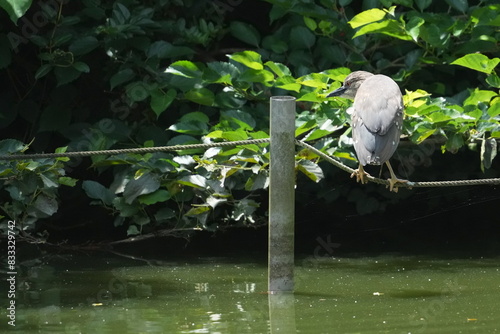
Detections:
[184, 88, 214, 106]
[348, 8, 387, 29]
[353, 20, 412, 41]
[0, 0, 32, 23]
[178, 175, 207, 189]
[275, 76, 301, 92]
[463, 88, 497, 106]
[297, 159, 324, 183]
[165, 60, 204, 78]
[58, 177, 78, 187]
[451, 53, 500, 74]
[239, 69, 274, 83]
[265, 61, 292, 77]
[227, 51, 263, 70]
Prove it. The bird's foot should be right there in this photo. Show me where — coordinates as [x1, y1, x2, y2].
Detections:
[350, 165, 370, 184]
[384, 161, 407, 193]
[386, 176, 407, 193]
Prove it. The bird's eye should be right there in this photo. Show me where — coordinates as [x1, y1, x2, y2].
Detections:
[345, 82, 351, 86]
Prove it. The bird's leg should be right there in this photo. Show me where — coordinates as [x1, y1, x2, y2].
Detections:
[351, 164, 370, 184]
[385, 161, 407, 192]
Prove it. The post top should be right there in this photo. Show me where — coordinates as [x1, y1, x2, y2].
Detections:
[270, 96, 296, 101]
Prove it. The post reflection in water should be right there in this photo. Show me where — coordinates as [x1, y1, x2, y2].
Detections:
[268, 292, 296, 333]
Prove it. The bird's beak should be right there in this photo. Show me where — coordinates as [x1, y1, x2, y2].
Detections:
[327, 85, 345, 97]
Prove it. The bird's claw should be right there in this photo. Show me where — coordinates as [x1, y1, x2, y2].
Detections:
[386, 177, 407, 193]
[350, 167, 370, 184]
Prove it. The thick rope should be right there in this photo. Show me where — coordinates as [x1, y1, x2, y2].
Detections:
[296, 140, 500, 188]
[0, 138, 270, 161]
[1, 137, 498, 188]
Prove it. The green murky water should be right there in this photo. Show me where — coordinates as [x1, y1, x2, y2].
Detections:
[1, 253, 499, 333]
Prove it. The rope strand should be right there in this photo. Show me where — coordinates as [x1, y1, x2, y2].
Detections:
[1, 137, 499, 188]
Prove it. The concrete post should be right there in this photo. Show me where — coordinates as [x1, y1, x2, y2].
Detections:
[268, 96, 296, 293]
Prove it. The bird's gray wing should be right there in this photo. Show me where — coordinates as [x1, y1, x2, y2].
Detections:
[352, 75, 403, 165]
[353, 75, 403, 136]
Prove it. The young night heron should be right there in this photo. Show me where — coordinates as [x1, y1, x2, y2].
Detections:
[328, 71, 406, 192]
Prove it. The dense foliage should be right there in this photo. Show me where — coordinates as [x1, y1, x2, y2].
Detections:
[0, 0, 498, 243]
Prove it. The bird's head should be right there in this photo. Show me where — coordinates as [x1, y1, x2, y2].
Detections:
[327, 71, 374, 100]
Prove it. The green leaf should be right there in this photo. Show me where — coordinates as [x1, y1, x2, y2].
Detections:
[486, 73, 500, 88]
[463, 88, 497, 106]
[204, 62, 239, 84]
[290, 26, 316, 49]
[146, 41, 172, 58]
[35, 64, 53, 80]
[406, 16, 425, 42]
[0, 0, 33, 23]
[451, 53, 500, 74]
[184, 88, 214, 106]
[155, 207, 176, 221]
[33, 194, 58, 217]
[206, 195, 228, 208]
[127, 225, 140, 236]
[59, 177, 78, 187]
[298, 73, 330, 89]
[239, 69, 275, 83]
[178, 175, 207, 189]
[69, 36, 99, 56]
[138, 189, 171, 205]
[297, 91, 323, 102]
[230, 21, 261, 47]
[275, 76, 301, 93]
[180, 111, 209, 123]
[221, 109, 256, 130]
[123, 173, 160, 204]
[54, 66, 82, 86]
[265, 61, 292, 77]
[73, 61, 90, 73]
[110, 68, 135, 90]
[82, 180, 115, 205]
[348, 8, 387, 29]
[445, 133, 464, 153]
[297, 160, 324, 183]
[221, 129, 249, 141]
[150, 88, 176, 118]
[415, 0, 432, 11]
[445, 0, 468, 13]
[113, 197, 139, 217]
[481, 138, 497, 171]
[0, 139, 26, 154]
[353, 20, 412, 41]
[126, 81, 150, 102]
[262, 36, 288, 54]
[303, 17, 317, 31]
[245, 173, 269, 191]
[165, 60, 204, 78]
[185, 205, 211, 216]
[228, 51, 263, 70]
[169, 112, 209, 135]
[488, 102, 500, 117]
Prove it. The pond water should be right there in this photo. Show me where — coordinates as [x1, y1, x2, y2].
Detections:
[1, 252, 499, 333]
